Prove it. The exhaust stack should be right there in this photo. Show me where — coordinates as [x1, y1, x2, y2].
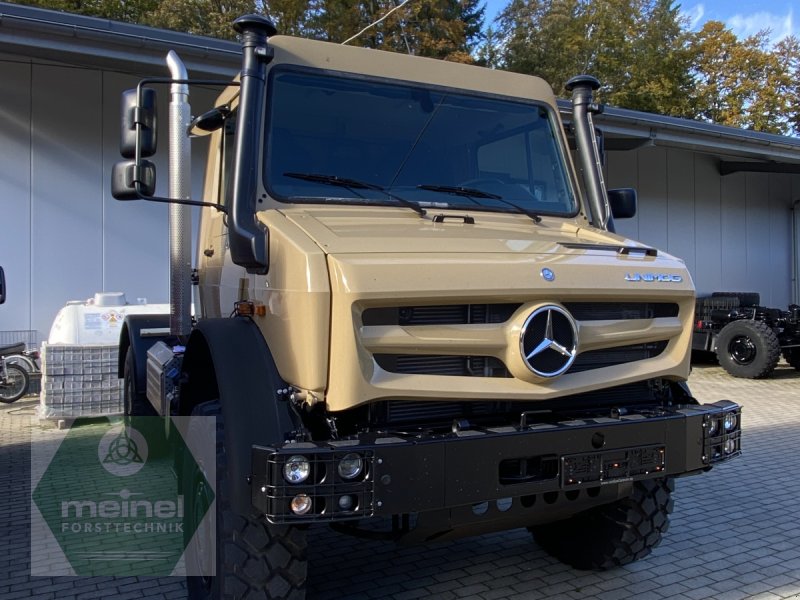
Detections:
[566, 75, 610, 230]
[166, 50, 192, 337]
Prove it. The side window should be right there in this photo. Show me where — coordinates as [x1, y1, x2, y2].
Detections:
[220, 113, 237, 207]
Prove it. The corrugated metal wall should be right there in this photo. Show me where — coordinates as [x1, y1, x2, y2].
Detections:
[608, 146, 800, 308]
[0, 55, 216, 342]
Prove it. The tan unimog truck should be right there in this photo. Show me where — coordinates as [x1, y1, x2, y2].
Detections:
[111, 14, 741, 599]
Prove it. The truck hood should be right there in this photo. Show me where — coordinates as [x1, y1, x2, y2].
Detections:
[252, 206, 694, 412]
[274, 205, 667, 258]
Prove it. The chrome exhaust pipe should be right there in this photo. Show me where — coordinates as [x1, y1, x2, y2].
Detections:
[166, 50, 192, 337]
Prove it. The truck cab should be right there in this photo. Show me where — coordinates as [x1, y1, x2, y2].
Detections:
[112, 15, 741, 600]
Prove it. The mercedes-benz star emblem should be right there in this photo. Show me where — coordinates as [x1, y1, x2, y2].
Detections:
[519, 305, 578, 377]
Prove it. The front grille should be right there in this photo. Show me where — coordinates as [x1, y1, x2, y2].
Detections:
[374, 355, 510, 377]
[563, 302, 678, 320]
[363, 302, 678, 326]
[363, 304, 521, 326]
[382, 400, 496, 424]
[570, 342, 668, 373]
[367, 302, 674, 378]
[374, 380, 659, 427]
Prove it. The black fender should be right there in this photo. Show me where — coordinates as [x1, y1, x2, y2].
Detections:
[179, 317, 301, 515]
[118, 314, 172, 392]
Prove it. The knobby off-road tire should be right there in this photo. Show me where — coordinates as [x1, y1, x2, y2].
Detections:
[530, 478, 674, 570]
[185, 400, 307, 600]
[0, 363, 29, 403]
[716, 320, 780, 379]
[783, 348, 800, 371]
[123, 348, 156, 416]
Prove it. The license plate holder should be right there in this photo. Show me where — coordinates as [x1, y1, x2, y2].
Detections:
[561, 445, 666, 487]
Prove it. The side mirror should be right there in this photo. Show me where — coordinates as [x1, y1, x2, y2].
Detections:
[0, 266, 5, 304]
[608, 188, 636, 219]
[111, 160, 156, 199]
[189, 105, 231, 137]
[120, 88, 157, 159]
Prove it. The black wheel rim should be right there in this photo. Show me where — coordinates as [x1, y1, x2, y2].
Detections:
[728, 335, 756, 365]
[0, 367, 26, 400]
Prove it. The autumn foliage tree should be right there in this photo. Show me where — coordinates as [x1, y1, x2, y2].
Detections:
[689, 21, 800, 134]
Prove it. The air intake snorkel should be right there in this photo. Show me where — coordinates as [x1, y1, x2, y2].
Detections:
[566, 75, 611, 231]
[229, 14, 277, 274]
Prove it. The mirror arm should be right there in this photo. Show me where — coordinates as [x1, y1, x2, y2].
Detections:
[127, 183, 229, 213]
[118, 78, 239, 213]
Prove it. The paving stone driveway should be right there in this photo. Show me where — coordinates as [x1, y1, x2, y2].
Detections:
[1, 362, 799, 600]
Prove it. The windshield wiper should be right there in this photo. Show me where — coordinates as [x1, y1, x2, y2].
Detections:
[417, 184, 500, 200]
[417, 184, 542, 224]
[283, 172, 426, 218]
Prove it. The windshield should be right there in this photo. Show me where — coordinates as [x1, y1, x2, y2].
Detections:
[264, 69, 577, 216]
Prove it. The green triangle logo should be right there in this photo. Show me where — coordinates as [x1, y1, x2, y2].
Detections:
[31, 416, 215, 576]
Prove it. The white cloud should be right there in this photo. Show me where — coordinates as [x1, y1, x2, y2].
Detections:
[682, 3, 706, 30]
[727, 9, 796, 45]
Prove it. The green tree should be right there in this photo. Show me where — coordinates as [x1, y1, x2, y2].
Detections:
[301, 0, 485, 62]
[608, 0, 695, 115]
[142, 0, 269, 39]
[11, 0, 159, 22]
[12, 0, 485, 52]
[495, 0, 693, 113]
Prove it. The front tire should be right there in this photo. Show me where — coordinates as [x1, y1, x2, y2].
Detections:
[716, 320, 780, 378]
[184, 400, 307, 600]
[0, 363, 29, 403]
[530, 478, 674, 570]
[123, 348, 155, 416]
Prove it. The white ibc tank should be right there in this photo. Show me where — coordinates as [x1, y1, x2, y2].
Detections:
[48, 292, 171, 345]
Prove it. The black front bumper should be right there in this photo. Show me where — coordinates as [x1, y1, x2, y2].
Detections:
[251, 400, 741, 524]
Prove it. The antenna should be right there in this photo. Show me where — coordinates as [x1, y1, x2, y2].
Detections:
[341, 0, 413, 47]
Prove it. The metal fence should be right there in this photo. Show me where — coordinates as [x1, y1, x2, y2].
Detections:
[0, 330, 41, 350]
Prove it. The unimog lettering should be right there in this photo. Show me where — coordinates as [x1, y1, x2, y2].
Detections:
[624, 273, 684, 282]
[111, 13, 741, 598]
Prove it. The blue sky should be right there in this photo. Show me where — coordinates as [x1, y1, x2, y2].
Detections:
[482, 0, 798, 47]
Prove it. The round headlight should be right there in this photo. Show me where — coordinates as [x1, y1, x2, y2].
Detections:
[723, 413, 738, 432]
[338, 495, 355, 511]
[337, 453, 363, 480]
[724, 439, 737, 455]
[284, 455, 310, 484]
[290, 494, 312, 515]
[707, 418, 719, 436]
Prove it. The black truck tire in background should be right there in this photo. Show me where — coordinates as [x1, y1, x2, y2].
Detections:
[123, 348, 156, 416]
[783, 348, 800, 370]
[184, 400, 308, 600]
[716, 320, 781, 378]
[530, 478, 674, 570]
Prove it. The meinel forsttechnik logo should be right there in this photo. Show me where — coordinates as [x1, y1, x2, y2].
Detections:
[31, 416, 215, 577]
